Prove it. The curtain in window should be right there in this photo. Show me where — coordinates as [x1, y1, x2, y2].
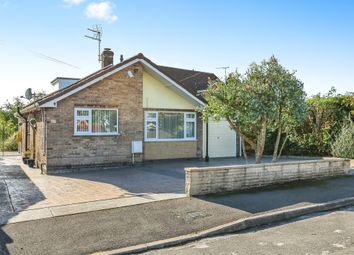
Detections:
[92, 110, 117, 133]
[186, 122, 195, 138]
[76, 120, 89, 132]
[158, 113, 184, 139]
[146, 121, 157, 139]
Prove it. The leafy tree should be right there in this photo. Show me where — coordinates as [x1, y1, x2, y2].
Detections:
[286, 89, 354, 156]
[331, 118, 354, 158]
[269, 62, 306, 161]
[31, 90, 47, 102]
[0, 111, 18, 151]
[203, 71, 266, 163]
[1, 96, 25, 124]
[0, 90, 46, 151]
[203, 56, 305, 163]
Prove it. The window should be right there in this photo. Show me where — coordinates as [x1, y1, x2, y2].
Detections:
[159, 112, 184, 139]
[145, 111, 196, 141]
[185, 113, 196, 138]
[146, 112, 157, 139]
[74, 108, 118, 136]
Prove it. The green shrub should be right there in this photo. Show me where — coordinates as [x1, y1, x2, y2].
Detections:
[331, 119, 354, 159]
[264, 91, 354, 157]
[2, 135, 18, 151]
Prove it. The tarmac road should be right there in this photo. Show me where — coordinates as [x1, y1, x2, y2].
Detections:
[0, 197, 250, 255]
[145, 206, 354, 255]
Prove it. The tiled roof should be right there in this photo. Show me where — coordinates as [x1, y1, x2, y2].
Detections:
[22, 53, 217, 112]
[158, 65, 218, 102]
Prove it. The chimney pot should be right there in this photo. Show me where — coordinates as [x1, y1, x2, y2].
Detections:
[120, 54, 124, 63]
[101, 48, 114, 68]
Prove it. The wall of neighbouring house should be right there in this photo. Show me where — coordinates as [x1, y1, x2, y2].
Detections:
[20, 122, 26, 155]
[45, 63, 144, 172]
[142, 71, 202, 160]
[20, 111, 46, 169]
[34, 111, 46, 169]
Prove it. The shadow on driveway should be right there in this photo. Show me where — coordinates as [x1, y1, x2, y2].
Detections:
[55, 157, 319, 195]
[199, 173, 354, 214]
[0, 155, 46, 255]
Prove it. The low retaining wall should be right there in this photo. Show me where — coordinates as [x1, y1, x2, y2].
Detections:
[185, 158, 351, 196]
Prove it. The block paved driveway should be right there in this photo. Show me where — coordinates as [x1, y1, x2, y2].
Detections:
[0, 153, 320, 220]
[0, 153, 271, 216]
[0, 154, 46, 217]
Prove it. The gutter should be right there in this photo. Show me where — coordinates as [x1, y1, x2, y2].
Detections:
[20, 102, 40, 114]
[16, 107, 28, 151]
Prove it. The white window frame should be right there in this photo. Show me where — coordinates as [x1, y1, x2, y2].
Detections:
[145, 112, 158, 140]
[144, 111, 197, 141]
[74, 107, 119, 136]
[184, 112, 196, 139]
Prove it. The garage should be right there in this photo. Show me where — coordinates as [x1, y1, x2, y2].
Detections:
[203, 119, 238, 158]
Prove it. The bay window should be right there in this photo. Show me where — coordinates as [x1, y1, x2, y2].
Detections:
[74, 108, 118, 136]
[145, 111, 196, 141]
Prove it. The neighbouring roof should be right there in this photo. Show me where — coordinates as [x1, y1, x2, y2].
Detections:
[50, 77, 80, 85]
[21, 53, 218, 113]
[158, 65, 218, 102]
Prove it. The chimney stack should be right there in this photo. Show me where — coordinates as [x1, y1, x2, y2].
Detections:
[101, 48, 114, 68]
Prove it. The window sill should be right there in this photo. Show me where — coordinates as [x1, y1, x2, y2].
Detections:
[73, 133, 120, 137]
[144, 139, 197, 142]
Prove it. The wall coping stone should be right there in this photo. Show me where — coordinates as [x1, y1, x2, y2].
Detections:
[185, 158, 350, 173]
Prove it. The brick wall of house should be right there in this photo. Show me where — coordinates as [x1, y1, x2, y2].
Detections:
[144, 141, 198, 160]
[45, 63, 144, 171]
[33, 112, 46, 168]
[20, 122, 26, 154]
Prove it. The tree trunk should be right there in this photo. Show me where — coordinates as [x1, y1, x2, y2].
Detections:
[226, 117, 257, 150]
[255, 117, 267, 164]
[255, 149, 262, 164]
[242, 138, 248, 162]
[272, 125, 282, 162]
[272, 106, 283, 162]
[277, 135, 288, 159]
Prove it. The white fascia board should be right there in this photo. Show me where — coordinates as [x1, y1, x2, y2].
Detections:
[40, 57, 205, 108]
[140, 59, 205, 106]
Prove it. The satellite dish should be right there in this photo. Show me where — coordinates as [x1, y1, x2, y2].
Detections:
[25, 88, 33, 100]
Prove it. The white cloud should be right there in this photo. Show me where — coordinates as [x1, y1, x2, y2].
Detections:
[85, 1, 118, 23]
[63, 0, 86, 5]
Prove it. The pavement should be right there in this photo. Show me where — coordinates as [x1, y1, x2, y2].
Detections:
[143, 206, 354, 255]
[200, 171, 354, 214]
[0, 197, 251, 255]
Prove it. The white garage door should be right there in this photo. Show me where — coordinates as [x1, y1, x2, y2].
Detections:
[203, 119, 237, 158]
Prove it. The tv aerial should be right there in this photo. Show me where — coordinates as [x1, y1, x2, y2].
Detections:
[216, 66, 229, 82]
[85, 25, 103, 64]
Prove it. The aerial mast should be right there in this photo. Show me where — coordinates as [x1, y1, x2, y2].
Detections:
[84, 25, 103, 64]
[216, 66, 230, 82]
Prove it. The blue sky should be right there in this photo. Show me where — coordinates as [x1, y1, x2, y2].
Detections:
[0, 0, 353, 104]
